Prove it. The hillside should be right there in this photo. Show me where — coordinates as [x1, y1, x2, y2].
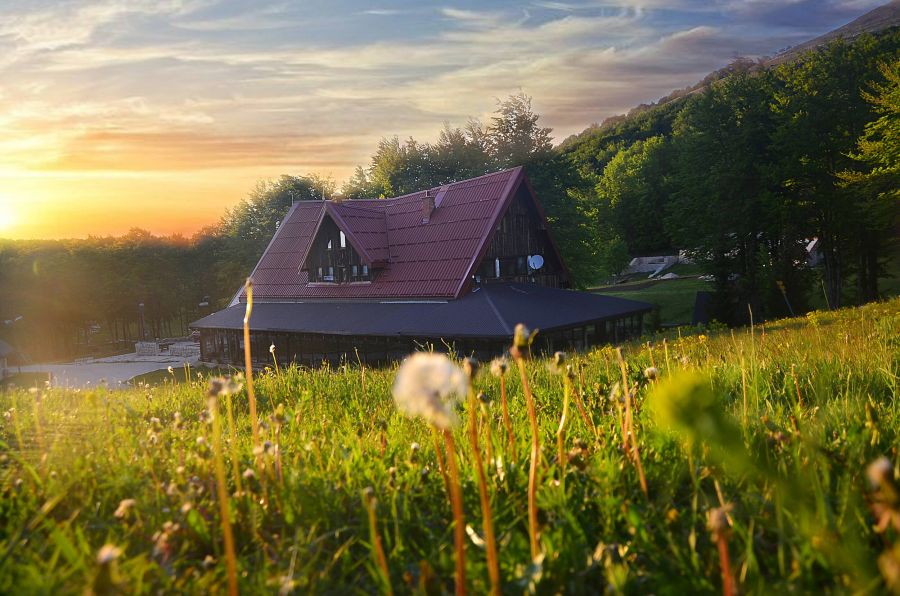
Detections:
[768, 0, 900, 65]
[560, 0, 900, 151]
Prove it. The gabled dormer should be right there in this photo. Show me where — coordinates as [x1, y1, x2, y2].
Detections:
[302, 202, 389, 285]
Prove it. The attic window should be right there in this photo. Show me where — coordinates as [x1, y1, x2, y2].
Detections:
[327, 239, 333, 251]
[340, 231, 346, 248]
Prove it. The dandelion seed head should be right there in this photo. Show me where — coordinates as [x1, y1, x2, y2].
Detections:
[207, 376, 242, 398]
[461, 357, 479, 380]
[868, 456, 894, 489]
[269, 343, 276, 354]
[489, 357, 509, 377]
[362, 486, 376, 507]
[167, 366, 174, 375]
[644, 366, 659, 380]
[96, 544, 122, 565]
[513, 324, 531, 349]
[392, 353, 468, 429]
[707, 505, 733, 534]
[114, 499, 136, 519]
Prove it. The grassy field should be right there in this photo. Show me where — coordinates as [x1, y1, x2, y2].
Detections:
[1, 299, 899, 594]
[598, 278, 711, 325]
[130, 366, 239, 388]
[0, 372, 52, 390]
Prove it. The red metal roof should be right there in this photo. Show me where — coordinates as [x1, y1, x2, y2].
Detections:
[237, 167, 563, 302]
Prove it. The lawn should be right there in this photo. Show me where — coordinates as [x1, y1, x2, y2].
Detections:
[0, 372, 52, 390]
[598, 278, 711, 325]
[1, 298, 898, 594]
[130, 365, 241, 388]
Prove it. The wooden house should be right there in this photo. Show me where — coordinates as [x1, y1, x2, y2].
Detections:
[192, 167, 652, 365]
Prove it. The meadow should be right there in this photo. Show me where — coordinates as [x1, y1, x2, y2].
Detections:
[1, 298, 898, 594]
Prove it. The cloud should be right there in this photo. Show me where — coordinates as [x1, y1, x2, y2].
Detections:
[0, 0, 884, 237]
[716, 0, 887, 29]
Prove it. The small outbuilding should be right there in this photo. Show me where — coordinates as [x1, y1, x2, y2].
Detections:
[192, 167, 652, 365]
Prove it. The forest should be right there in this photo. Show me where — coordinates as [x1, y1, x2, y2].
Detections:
[1, 31, 898, 362]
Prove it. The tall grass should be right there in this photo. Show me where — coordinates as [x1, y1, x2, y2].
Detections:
[0, 298, 898, 593]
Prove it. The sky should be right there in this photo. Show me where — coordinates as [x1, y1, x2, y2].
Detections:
[0, 0, 887, 239]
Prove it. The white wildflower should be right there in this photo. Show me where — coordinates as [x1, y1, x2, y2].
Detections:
[392, 353, 468, 429]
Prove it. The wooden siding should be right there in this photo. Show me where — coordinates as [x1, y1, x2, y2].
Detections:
[475, 185, 566, 288]
[304, 217, 373, 283]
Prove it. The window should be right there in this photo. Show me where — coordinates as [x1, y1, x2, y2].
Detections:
[327, 239, 332, 251]
[340, 231, 346, 248]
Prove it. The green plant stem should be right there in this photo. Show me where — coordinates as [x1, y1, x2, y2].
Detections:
[556, 377, 570, 483]
[210, 397, 239, 596]
[442, 429, 467, 596]
[499, 375, 515, 461]
[515, 357, 541, 560]
[467, 391, 501, 595]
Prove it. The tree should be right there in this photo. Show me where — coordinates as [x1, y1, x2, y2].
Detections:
[596, 136, 672, 256]
[771, 35, 890, 308]
[841, 58, 900, 300]
[488, 92, 553, 167]
[666, 71, 805, 322]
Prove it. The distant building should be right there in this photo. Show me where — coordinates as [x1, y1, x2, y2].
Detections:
[192, 167, 652, 365]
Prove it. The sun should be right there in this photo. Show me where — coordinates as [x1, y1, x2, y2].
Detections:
[0, 203, 19, 233]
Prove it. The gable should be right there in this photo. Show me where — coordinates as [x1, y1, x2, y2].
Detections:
[304, 215, 374, 283]
[466, 184, 568, 291]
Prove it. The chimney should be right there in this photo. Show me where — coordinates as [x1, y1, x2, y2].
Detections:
[421, 189, 435, 223]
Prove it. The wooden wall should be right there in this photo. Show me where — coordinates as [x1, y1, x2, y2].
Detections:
[476, 186, 567, 288]
[304, 217, 372, 283]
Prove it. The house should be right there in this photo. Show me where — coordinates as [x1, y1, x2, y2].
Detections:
[191, 167, 652, 366]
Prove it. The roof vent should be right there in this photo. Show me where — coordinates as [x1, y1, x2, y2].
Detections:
[421, 189, 435, 223]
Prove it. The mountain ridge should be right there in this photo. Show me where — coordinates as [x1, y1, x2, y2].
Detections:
[560, 0, 900, 148]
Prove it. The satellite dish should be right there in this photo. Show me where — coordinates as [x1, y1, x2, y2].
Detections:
[527, 255, 544, 270]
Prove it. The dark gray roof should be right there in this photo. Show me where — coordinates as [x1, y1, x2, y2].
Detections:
[192, 283, 652, 339]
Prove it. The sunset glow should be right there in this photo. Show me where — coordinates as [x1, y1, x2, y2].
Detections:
[0, 200, 17, 233]
[0, 0, 884, 240]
